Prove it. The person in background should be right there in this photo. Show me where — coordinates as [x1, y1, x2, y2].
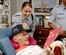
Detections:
[12, 1, 37, 37]
[48, 0, 66, 41]
[11, 24, 65, 55]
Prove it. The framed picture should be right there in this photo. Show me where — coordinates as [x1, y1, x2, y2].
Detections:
[36, 15, 44, 26]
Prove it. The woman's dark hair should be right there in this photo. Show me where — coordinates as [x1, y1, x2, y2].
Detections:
[22, 1, 32, 9]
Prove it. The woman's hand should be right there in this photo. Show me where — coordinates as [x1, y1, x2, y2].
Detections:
[22, 22, 29, 29]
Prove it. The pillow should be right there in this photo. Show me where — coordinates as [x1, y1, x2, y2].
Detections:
[28, 37, 37, 45]
[10, 39, 20, 49]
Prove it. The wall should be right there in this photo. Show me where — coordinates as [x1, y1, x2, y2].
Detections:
[17, 0, 29, 12]
[10, 0, 17, 18]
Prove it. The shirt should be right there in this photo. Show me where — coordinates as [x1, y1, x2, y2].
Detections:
[48, 4, 66, 31]
[12, 12, 37, 37]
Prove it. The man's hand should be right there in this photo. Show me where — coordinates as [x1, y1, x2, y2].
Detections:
[59, 30, 66, 37]
[64, 31, 66, 37]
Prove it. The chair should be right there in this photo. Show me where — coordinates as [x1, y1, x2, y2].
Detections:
[0, 27, 16, 55]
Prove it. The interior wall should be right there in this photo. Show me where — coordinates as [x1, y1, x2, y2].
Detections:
[17, 0, 29, 12]
[10, 0, 17, 18]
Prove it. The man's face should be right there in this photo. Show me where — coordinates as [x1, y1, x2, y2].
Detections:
[22, 5, 32, 18]
[13, 31, 29, 46]
[63, 0, 66, 6]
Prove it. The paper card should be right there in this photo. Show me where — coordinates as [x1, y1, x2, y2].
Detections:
[43, 26, 62, 48]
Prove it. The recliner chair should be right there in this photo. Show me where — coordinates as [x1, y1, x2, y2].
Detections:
[0, 27, 16, 55]
[0, 27, 37, 55]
